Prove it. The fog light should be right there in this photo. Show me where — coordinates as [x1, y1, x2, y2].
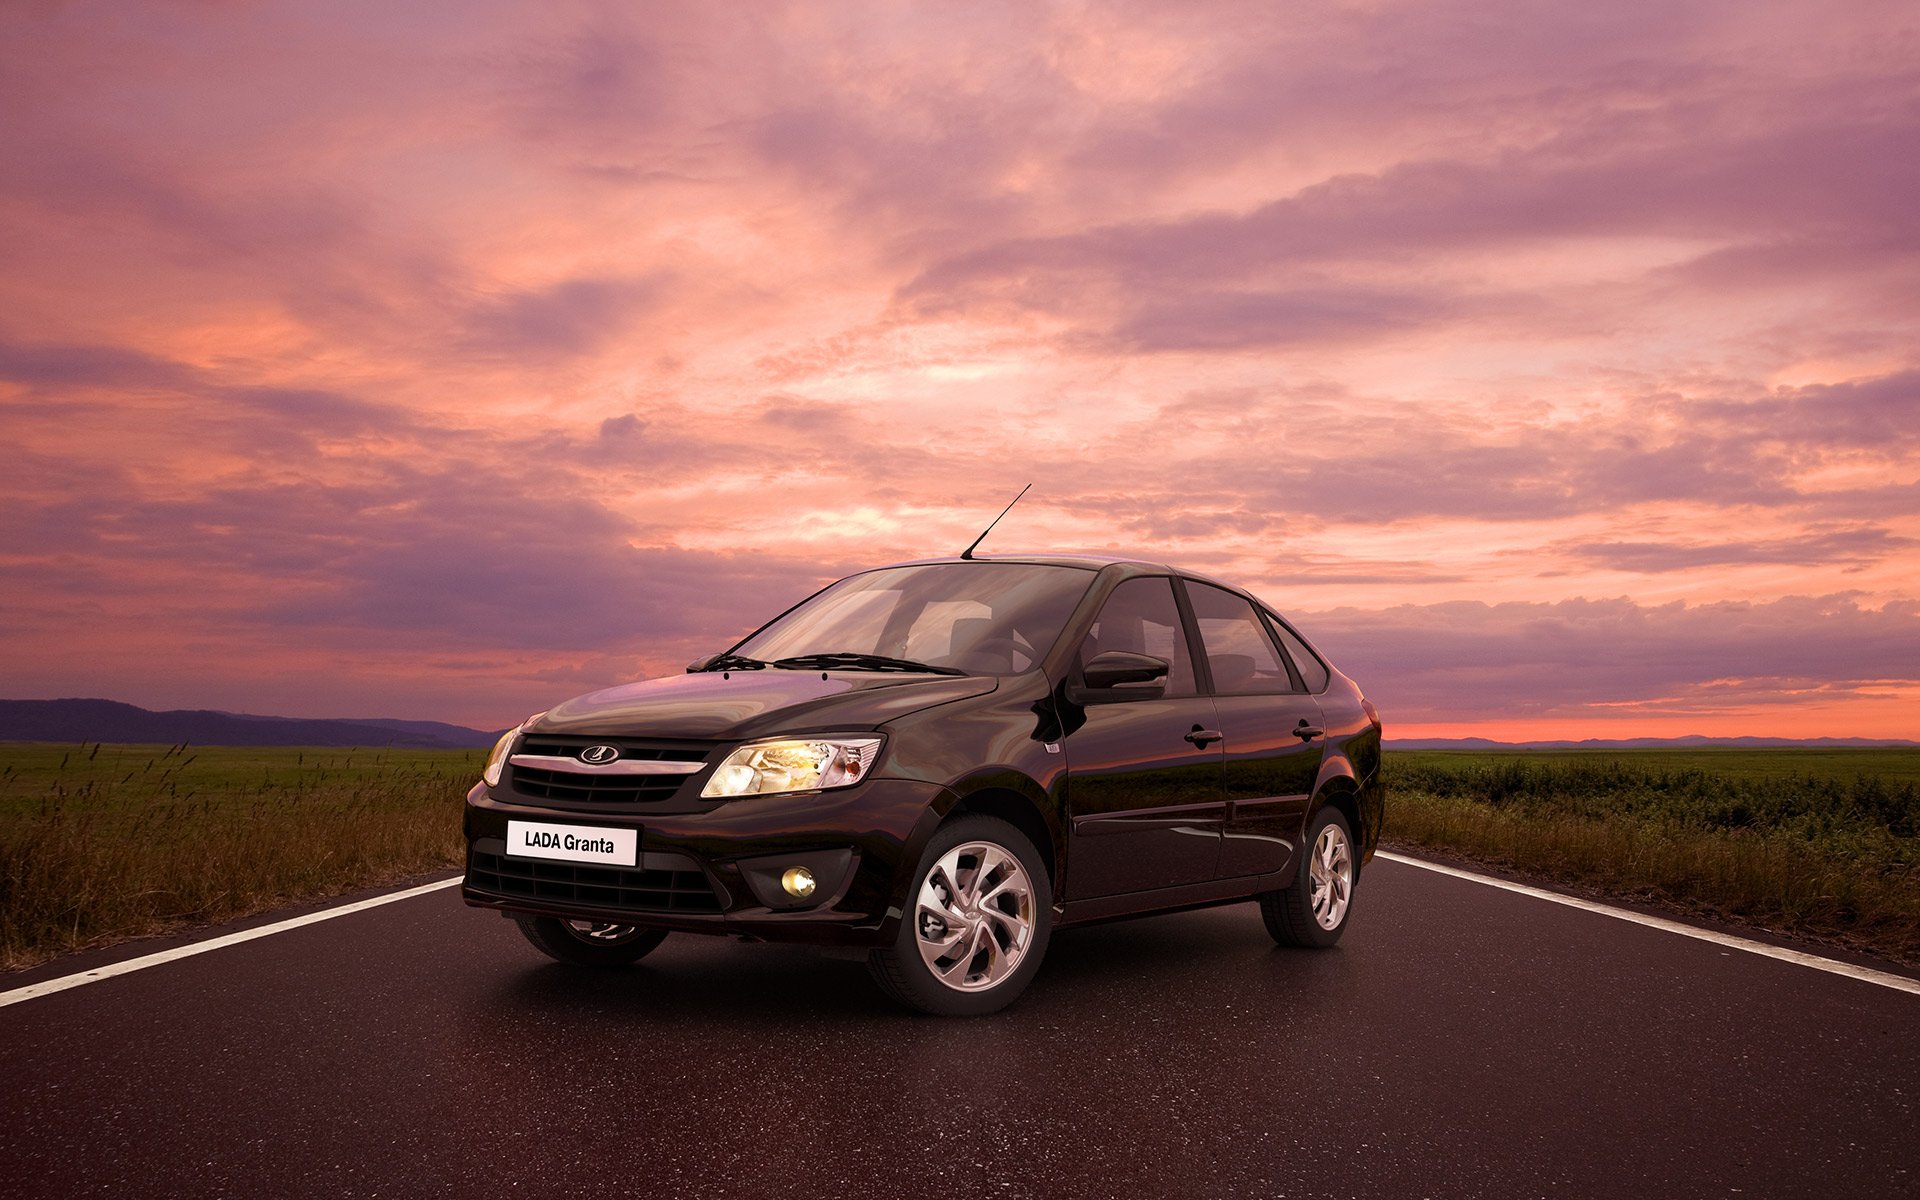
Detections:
[780, 866, 817, 899]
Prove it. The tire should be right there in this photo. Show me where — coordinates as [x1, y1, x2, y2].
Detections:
[867, 815, 1053, 1016]
[1260, 806, 1357, 948]
[514, 915, 669, 967]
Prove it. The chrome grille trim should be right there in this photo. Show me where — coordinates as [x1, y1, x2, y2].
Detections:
[508, 753, 705, 776]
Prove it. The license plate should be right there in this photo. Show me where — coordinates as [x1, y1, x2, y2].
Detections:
[505, 820, 638, 867]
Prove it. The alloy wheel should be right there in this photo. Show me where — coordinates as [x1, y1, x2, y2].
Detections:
[914, 840, 1037, 992]
[1309, 822, 1353, 930]
[563, 920, 644, 944]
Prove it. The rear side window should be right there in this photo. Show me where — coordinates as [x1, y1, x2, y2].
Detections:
[1267, 613, 1330, 693]
[1186, 583, 1295, 694]
[1080, 577, 1197, 696]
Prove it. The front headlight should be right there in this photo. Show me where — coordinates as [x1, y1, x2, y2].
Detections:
[482, 711, 546, 787]
[701, 736, 883, 799]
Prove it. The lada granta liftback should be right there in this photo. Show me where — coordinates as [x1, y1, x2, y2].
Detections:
[463, 555, 1384, 1016]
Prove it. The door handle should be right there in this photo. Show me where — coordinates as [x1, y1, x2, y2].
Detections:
[1185, 726, 1224, 747]
[1293, 720, 1324, 741]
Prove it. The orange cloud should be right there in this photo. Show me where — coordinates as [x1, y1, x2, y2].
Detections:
[1, 1, 1915, 737]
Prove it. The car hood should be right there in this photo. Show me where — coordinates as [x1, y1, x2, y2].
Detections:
[531, 670, 999, 741]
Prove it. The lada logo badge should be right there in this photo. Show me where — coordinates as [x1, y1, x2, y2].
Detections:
[578, 744, 620, 765]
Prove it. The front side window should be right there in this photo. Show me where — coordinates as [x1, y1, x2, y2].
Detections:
[1186, 582, 1296, 694]
[1079, 577, 1197, 695]
[735, 563, 1094, 674]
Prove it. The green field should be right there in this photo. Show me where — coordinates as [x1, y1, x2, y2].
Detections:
[1385, 748, 1920, 963]
[1395, 746, 1920, 785]
[0, 742, 480, 970]
[2, 741, 1917, 971]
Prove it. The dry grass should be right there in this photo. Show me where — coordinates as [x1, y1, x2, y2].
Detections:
[0, 741, 478, 970]
[6, 741, 1917, 972]
[1385, 750, 1920, 964]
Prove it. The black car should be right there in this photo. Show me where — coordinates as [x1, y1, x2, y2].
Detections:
[463, 554, 1383, 1015]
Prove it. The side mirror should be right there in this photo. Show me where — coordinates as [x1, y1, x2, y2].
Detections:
[1075, 650, 1170, 703]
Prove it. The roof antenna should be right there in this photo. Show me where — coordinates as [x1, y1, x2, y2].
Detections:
[960, 484, 1031, 560]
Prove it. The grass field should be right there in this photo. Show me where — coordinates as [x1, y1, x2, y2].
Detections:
[2, 741, 1917, 971]
[0, 742, 479, 971]
[1385, 748, 1920, 963]
[1395, 746, 1920, 785]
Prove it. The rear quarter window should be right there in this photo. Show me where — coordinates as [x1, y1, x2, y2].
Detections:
[1266, 613, 1330, 693]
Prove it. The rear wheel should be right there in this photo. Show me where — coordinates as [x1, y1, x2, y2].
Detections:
[514, 915, 669, 967]
[868, 815, 1052, 1016]
[1260, 807, 1356, 948]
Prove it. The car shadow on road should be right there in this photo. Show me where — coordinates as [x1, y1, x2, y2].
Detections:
[474, 902, 1349, 1026]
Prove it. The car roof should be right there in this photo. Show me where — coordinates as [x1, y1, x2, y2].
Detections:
[877, 552, 1252, 595]
[883, 551, 1174, 572]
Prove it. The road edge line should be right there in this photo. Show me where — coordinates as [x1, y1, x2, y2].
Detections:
[1376, 850, 1920, 998]
[0, 875, 464, 1009]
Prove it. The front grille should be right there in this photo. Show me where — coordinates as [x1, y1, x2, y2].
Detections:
[519, 736, 707, 763]
[510, 764, 686, 805]
[468, 848, 723, 914]
[508, 736, 711, 806]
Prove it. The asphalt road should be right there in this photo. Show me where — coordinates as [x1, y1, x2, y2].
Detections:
[2, 858, 1916, 1200]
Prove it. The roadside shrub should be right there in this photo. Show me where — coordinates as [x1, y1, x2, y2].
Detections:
[1384, 752, 1920, 964]
[0, 743, 477, 969]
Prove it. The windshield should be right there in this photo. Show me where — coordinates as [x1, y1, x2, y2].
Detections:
[734, 563, 1095, 675]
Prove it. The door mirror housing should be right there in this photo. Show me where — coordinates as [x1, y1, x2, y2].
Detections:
[1075, 650, 1170, 703]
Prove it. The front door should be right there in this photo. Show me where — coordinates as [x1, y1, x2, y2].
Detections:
[1063, 577, 1226, 898]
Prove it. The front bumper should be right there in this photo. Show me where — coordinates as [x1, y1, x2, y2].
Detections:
[461, 777, 947, 947]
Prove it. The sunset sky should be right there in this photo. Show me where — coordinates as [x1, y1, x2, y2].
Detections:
[3, 1, 1917, 739]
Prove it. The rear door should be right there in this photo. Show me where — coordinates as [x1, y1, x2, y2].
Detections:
[1181, 581, 1326, 881]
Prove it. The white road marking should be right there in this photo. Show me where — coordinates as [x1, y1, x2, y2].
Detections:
[0, 876, 463, 1009]
[9, 856, 1915, 1008]
[1378, 850, 1920, 998]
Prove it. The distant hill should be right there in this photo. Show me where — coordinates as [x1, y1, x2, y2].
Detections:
[1387, 735, 1920, 750]
[0, 699, 499, 749]
[6, 698, 1911, 753]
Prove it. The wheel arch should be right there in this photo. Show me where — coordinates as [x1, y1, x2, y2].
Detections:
[1308, 768, 1368, 873]
[943, 775, 1061, 892]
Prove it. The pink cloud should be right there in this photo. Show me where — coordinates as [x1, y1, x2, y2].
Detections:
[0, 1, 1915, 738]
[1303, 594, 1920, 737]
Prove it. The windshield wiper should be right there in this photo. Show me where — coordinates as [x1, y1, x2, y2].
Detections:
[771, 652, 967, 676]
[688, 652, 768, 672]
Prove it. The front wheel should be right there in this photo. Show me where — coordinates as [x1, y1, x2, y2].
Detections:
[514, 915, 669, 967]
[867, 815, 1053, 1016]
[1260, 807, 1357, 948]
